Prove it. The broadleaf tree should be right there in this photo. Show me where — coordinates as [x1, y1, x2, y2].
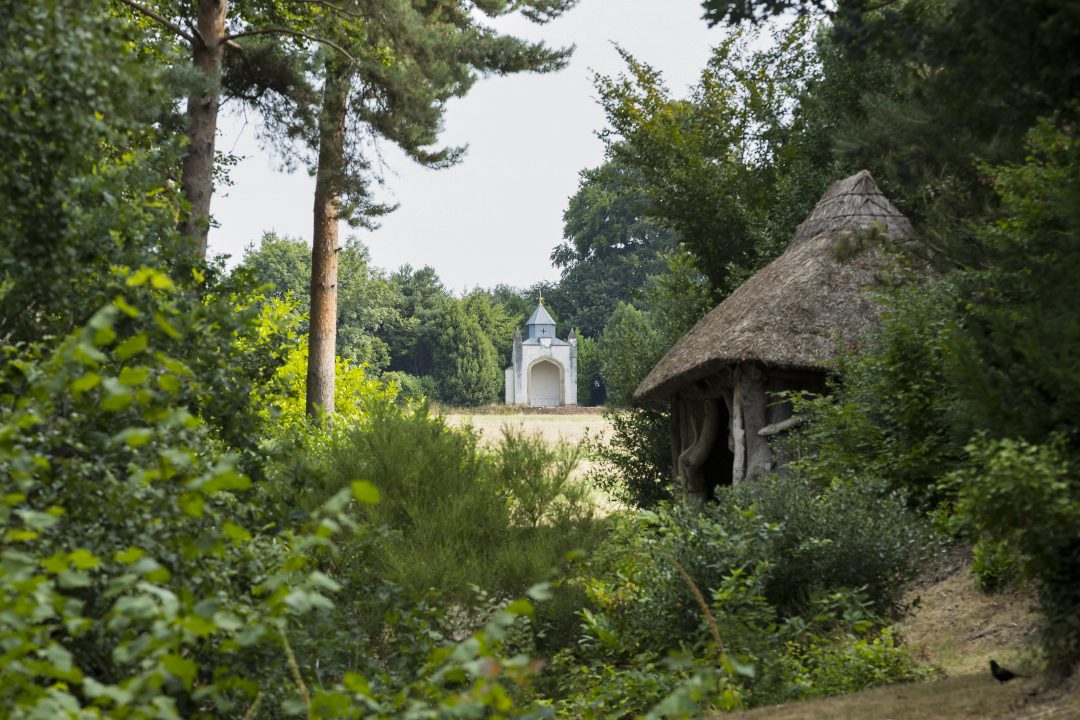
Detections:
[594, 20, 829, 294]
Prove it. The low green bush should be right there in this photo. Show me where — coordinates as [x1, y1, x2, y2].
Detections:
[971, 538, 1022, 593]
[265, 399, 601, 607]
[539, 474, 936, 715]
[587, 405, 673, 508]
[489, 425, 593, 529]
[379, 370, 438, 404]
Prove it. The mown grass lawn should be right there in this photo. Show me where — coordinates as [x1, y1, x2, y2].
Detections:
[723, 672, 1080, 720]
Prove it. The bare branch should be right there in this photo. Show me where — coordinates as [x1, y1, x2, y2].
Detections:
[225, 27, 356, 62]
[114, 0, 194, 44]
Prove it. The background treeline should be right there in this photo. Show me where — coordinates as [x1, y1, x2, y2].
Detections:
[237, 232, 537, 407]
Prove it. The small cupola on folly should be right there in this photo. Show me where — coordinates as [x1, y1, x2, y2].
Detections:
[505, 298, 577, 407]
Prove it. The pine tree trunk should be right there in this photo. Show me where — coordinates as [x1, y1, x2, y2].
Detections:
[179, 0, 228, 258]
[306, 62, 350, 418]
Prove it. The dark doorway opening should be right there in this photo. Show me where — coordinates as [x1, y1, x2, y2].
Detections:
[703, 402, 733, 501]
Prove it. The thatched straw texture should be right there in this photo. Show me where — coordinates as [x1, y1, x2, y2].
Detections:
[636, 170, 913, 400]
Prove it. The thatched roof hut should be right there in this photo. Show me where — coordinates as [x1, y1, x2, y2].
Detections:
[635, 170, 913, 500]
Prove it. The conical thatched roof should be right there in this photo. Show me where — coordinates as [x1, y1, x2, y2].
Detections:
[635, 170, 913, 400]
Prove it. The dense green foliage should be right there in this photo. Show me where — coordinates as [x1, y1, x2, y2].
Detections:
[571, 0, 1080, 681]
[780, 119, 1080, 674]
[541, 476, 934, 716]
[237, 233, 400, 369]
[6, 0, 1080, 716]
[588, 406, 673, 508]
[0, 0, 185, 342]
[594, 21, 833, 294]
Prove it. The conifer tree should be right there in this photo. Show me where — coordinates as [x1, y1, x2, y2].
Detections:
[305, 0, 576, 415]
[113, 0, 350, 257]
[430, 303, 501, 407]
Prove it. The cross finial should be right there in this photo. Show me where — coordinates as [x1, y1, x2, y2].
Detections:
[539, 290, 544, 306]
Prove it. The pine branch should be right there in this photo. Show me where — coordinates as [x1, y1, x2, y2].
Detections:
[114, 0, 194, 44]
[225, 27, 356, 62]
[291, 0, 364, 20]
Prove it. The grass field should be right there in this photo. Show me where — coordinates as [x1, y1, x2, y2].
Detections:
[443, 409, 612, 449]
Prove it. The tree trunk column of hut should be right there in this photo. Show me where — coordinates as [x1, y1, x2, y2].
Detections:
[731, 370, 745, 484]
[731, 365, 772, 485]
[306, 62, 350, 418]
[678, 399, 720, 504]
[669, 401, 683, 483]
[180, 0, 228, 258]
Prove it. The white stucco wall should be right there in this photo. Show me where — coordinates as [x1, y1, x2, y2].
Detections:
[504, 338, 577, 406]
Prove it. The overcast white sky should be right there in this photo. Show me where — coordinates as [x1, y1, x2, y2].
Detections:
[208, 0, 729, 294]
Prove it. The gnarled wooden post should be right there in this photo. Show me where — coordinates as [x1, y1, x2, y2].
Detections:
[731, 368, 746, 485]
[740, 365, 772, 482]
[678, 399, 720, 504]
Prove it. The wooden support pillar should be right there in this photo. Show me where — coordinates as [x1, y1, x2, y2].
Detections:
[731, 368, 745, 485]
[669, 401, 682, 483]
[741, 365, 773, 483]
[731, 364, 775, 485]
[678, 399, 720, 504]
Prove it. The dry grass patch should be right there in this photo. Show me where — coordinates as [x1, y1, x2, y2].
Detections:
[723, 672, 1074, 720]
[444, 410, 611, 449]
[897, 548, 1039, 676]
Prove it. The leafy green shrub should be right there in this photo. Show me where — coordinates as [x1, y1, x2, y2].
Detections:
[542, 475, 934, 713]
[731, 475, 939, 615]
[380, 370, 437, 404]
[588, 405, 673, 508]
[971, 538, 1022, 593]
[777, 626, 930, 701]
[0, 271, 346, 717]
[489, 426, 594, 529]
[947, 435, 1080, 674]
[275, 401, 601, 606]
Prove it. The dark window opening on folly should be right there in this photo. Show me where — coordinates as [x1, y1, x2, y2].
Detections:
[588, 374, 606, 406]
